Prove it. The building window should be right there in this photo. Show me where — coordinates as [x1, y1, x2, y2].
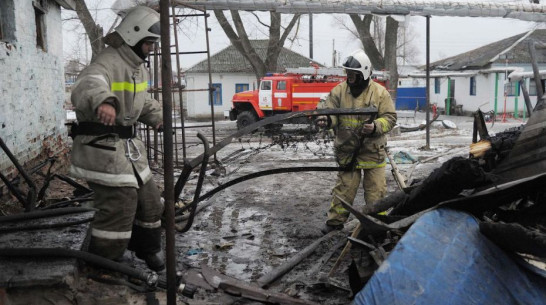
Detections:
[276, 80, 286, 90]
[434, 78, 440, 94]
[33, 0, 47, 51]
[210, 83, 222, 106]
[235, 83, 249, 93]
[529, 78, 545, 96]
[505, 82, 518, 97]
[529, 79, 537, 96]
[0, 0, 16, 42]
[469, 76, 476, 96]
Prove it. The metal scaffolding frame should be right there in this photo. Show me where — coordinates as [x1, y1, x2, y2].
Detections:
[143, 2, 218, 167]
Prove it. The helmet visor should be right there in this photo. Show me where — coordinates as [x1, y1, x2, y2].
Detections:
[342, 56, 361, 69]
[148, 21, 161, 36]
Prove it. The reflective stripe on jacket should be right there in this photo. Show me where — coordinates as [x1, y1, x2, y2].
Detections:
[318, 80, 397, 167]
[70, 44, 162, 188]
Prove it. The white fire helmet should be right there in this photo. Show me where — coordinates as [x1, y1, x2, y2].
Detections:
[342, 49, 372, 80]
[115, 6, 160, 47]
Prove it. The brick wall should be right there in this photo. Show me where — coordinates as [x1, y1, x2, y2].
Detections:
[0, 0, 69, 177]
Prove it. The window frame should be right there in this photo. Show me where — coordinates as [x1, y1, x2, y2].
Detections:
[260, 80, 272, 91]
[210, 83, 222, 106]
[33, 0, 47, 51]
[434, 78, 440, 94]
[469, 76, 476, 96]
[235, 83, 249, 93]
[529, 78, 537, 96]
[276, 80, 286, 90]
[0, 0, 16, 42]
[505, 81, 518, 97]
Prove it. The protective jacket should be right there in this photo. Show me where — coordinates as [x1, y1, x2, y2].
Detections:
[319, 80, 397, 168]
[70, 44, 162, 188]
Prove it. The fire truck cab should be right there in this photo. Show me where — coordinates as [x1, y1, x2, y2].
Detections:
[227, 67, 347, 129]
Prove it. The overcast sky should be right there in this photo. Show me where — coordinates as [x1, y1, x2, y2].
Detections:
[62, 1, 543, 68]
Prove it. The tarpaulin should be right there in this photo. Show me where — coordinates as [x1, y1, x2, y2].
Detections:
[353, 208, 546, 305]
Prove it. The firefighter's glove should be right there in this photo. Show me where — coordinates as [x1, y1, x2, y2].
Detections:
[315, 115, 331, 128]
[362, 122, 376, 135]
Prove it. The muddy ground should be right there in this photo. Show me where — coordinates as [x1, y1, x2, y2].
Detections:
[166, 113, 524, 304]
[0, 112, 525, 304]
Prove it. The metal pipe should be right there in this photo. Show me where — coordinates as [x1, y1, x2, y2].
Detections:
[158, 1, 177, 304]
[0, 207, 97, 223]
[153, 42, 160, 163]
[171, 0, 546, 22]
[0, 172, 27, 207]
[204, 13, 218, 161]
[173, 107, 378, 201]
[425, 15, 430, 149]
[175, 166, 346, 218]
[529, 41, 545, 108]
[0, 137, 37, 211]
[171, 5, 188, 160]
[518, 79, 533, 118]
[257, 229, 339, 288]
[176, 133, 209, 232]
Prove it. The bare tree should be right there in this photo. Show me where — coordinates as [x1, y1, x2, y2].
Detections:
[397, 24, 420, 65]
[214, 10, 301, 82]
[72, 0, 105, 61]
[343, 14, 403, 99]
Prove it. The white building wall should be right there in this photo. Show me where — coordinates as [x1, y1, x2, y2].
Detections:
[428, 71, 540, 116]
[185, 72, 258, 119]
[0, 0, 68, 174]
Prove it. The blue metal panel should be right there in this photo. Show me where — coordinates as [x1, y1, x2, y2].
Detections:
[353, 208, 546, 305]
[396, 87, 426, 110]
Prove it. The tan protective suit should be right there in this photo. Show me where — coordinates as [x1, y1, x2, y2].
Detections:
[319, 80, 397, 225]
[70, 43, 164, 260]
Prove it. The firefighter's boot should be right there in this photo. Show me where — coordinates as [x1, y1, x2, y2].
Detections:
[128, 225, 165, 272]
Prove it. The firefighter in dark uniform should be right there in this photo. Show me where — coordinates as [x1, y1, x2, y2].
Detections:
[317, 49, 397, 233]
[69, 6, 165, 271]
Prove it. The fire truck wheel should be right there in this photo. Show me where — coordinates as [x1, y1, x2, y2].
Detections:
[237, 111, 257, 130]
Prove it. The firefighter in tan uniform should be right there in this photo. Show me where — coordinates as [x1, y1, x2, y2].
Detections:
[69, 6, 165, 271]
[317, 49, 397, 234]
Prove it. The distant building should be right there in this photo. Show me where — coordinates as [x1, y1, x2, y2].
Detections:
[416, 29, 546, 116]
[184, 40, 323, 119]
[64, 59, 86, 87]
[0, 0, 75, 175]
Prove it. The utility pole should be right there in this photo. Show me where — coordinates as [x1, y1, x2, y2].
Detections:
[332, 39, 335, 66]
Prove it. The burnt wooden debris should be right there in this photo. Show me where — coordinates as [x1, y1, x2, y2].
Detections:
[0, 209, 94, 288]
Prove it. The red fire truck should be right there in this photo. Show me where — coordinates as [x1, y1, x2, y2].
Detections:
[226, 67, 346, 129]
[226, 67, 388, 129]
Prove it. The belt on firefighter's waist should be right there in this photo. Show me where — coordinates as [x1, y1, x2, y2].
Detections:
[72, 122, 137, 139]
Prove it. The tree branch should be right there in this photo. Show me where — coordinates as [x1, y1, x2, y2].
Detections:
[250, 12, 270, 28]
[349, 14, 384, 70]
